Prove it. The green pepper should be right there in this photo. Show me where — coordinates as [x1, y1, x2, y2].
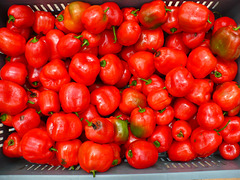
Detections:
[210, 25, 240, 61]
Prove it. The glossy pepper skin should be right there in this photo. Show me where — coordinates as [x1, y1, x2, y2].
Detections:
[64, 1, 91, 33]
[126, 140, 158, 169]
[56, 139, 82, 168]
[47, 113, 82, 141]
[25, 36, 50, 68]
[78, 141, 114, 177]
[3, 132, 22, 158]
[7, 5, 35, 28]
[219, 142, 240, 160]
[38, 90, 60, 116]
[39, 59, 71, 92]
[0, 80, 28, 115]
[0, 27, 26, 57]
[55, 11, 71, 34]
[130, 107, 156, 138]
[21, 128, 55, 164]
[85, 117, 114, 144]
[139, 0, 167, 29]
[0, 113, 14, 127]
[172, 120, 192, 142]
[210, 25, 240, 61]
[12, 108, 41, 137]
[0, 62, 28, 86]
[33, 11, 55, 35]
[59, 82, 90, 114]
[107, 116, 129, 144]
[91, 86, 121, 116]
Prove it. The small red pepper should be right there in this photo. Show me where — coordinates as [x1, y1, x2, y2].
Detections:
[3, 132, 22, 158]
[33, 11, 55, 35]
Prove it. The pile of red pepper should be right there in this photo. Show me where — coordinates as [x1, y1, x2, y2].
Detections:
[1, 0, 240, 177]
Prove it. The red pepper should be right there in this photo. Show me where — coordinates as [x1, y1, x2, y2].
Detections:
[5, 54, 27, 65]
[59, 82, 90, 114]
[98, 29, 122, 56]
[21, 128, 56, 164]
[78, 141, 114, 177]
[148, 125, 173, 153]
[63, 1, 91, 33]
[185, 79, 213, 106]
[213, 81, 240, 111]
[0, 62, 28, 86]
[0, 27, 26, 57]
[212, 17, 237, 35]
[168, 140, 197, 161]
[25, 36, 50, 68]
[0, 113, 14, 127]
[210, 56, 238, 84]
[47, 112, 82, 141]
[190, 127, 222, 157]
[33, 11, 55, 35]
[107, 116, 129, 144]
[101, 2, 123, 28]
[85, 117, 114, 144]
[138, 0, 168, 29]
[6, 21, 32, 40]
[26, 88, 40, 111]
[120, 45, 136, 61]
[45, 29, 65, 60]
[165, 32, 190, 54]
[55, 11, 71, 34]
[128, 76, 143, 92]
[173, 98, 198, 121]
[122, 7, 139, 23]
[91, 86, 121, 116]
[99, 54, 124, 85]
[128, 51, 155, 79]
[141, 74, 165, 96]
[3, 132, 22, 158]
[187, 46, 217, 79]
[116, 21, 141, 46]
[113, 109, 130, 122]
[12, 108, 41, 137]
[115, 60, 132, 89]
[182, 31, 205, 49]
[119, 88, 147, 115]
[154, 47, 187, 75]
[56, 139, 82, 168]
[0, 80, 28, 115]
[78, 104, 100, 129]
[147, 88, 172, 111]
[126, 140, 158, 169]
[165, 67, 194, 97]
[227, 105, 240, 117]
[161, 6, 182, 34]
[69, 53, 100, 86]
[210, 25, 240, 61]
[109, 143, 122, 167]
[154, 106, 174, 126]
[7, 5, 35, 28]
[38, 90, 60, 116]
[81, 5, 109, 34]
[39, 59, 71, 92]
[219, 142, 240, 160]
[130, 106, 156, 138]
[80, 30, 102, 48]
[178, 1, 211, 33]
[57, 33, 82, 58]
[123, 127, 145, 151]
[172, 120, 192, 142]
[218, 116, 240, 144]
[27, 65, 42, 88]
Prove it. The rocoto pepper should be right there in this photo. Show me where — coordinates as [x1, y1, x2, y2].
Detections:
[210, 25, 240, 61]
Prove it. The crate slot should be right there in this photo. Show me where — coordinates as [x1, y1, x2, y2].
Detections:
[27, 165, 35, 171]
[40, 165, 48, 171]
[40, 5, 48, 12]
[33, 5, 41, 11]
[0, 123, 3, 127]
[202, 1, 207, 5]
[60, 3, 66, 10]
[168, 1, 173, 6]
[46, 4, 54, 11]
[197, 161, 206, 167]
[8, 128, 15, 132]
[196, 1, 200, 3]
[177, 163, 185, 168]
[0, 136, 3, 141]
[174, 1, 180, 6]
[75, 165, 81, 171]
[33, 164, 42, 170]
[206, 1, 214, 8]
[212, 1, 219, 9]
[53, 4, 61, 11]
[191, 162, 199, 167]
[0, 130, 3, 134]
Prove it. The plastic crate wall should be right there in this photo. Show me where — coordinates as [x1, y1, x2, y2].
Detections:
[0, 0, 240, 179]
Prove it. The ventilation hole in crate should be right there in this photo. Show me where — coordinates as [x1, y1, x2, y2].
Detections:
[40, 5, 48, 12]
[198, 161, 205, 167]
[212, 1, 219, 9]
[206, 1, 214, 8]
[8, 128, 15, 132]
[33, 5, 41, 11]
[177, 163, 185, 168]
[163, 1, 166, 4]
[61, 167, 66, 170]
[191, 162, 199, 167]
[53, 4, 61, 11]
[0, 123, 3, 127]
[0, 144, 3, 148]
[202, 1, 207, 5]
[60, 3, 66, 10]
[47, 166, 54, 171]
[0, 130, 3, 134]
[0, 137, 3, 141]
[196, 1, 200, 4]
[41, 165, 48, 171]
[47, 4, 54, 11]
[168, 1, 173, 6]
[33, 164, 42, 170]
[27, 164, 35, 171]
[75, 165, 81, 171]
[184, 162, 191, 168]
[160, 157, 166, 162]
[174, 1, 180, 6]
[171, 163, 177, 168]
